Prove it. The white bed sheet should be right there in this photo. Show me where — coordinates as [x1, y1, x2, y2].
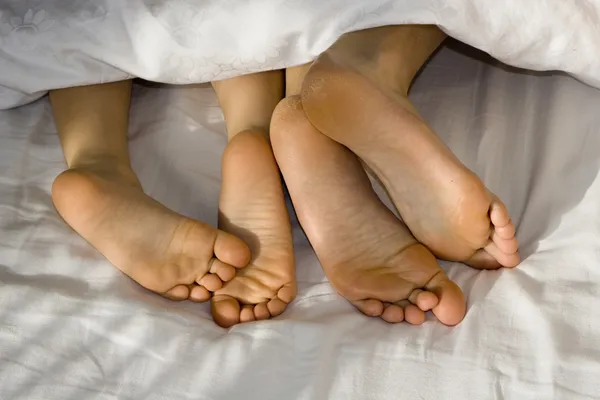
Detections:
[2, 42, 600, 400]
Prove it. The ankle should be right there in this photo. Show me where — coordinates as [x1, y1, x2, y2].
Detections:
[66, 156, 141, 188]
[227, 127, 269, 141]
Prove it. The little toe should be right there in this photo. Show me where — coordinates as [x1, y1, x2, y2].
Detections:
[198, 273, 223, 291]
[254, 303, 271, 320]
[424, 271, 466, 326]
[211, 294, 241, 328]
[351, 299, 384, 317]
[381, 304, 405, 323]
[190, 285, 211, 302]
[213, 230, 252, 268]
[163, 284, 190, 301]
[409, 289, 439, 312]
[240, 305, 256, 323]
[403, 304, 426, 325]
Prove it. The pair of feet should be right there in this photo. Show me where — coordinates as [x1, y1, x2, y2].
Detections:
[51, 48, 519, 329]
[269, 54, 519, 326]
[52, 131, 296, 328]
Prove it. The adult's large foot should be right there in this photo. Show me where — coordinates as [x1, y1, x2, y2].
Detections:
[301, 39, 519, 269]
[52, 165, 251, 301]
[211, 130, 296, 328]
[272, 97, 465, 325]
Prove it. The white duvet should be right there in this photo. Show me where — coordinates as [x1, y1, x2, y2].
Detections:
[0, 0, 599, 108]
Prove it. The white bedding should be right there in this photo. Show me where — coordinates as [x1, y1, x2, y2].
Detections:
[0, 0, 599, 109]
[2, 41, 600, 399]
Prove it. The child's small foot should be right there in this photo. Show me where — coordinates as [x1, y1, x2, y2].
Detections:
[52, 166, 251, 301]
[272, 97, 465, 325]
[212, 130, 296, 328]
[301, 55, 519, 269]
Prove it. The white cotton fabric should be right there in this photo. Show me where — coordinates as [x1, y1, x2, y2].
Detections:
[1, 43, 600, 399]
[0, 0, 599, 109]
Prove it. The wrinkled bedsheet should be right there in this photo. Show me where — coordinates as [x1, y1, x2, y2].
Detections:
[0, 0, 599, 108]
[2, 42, 600, 399]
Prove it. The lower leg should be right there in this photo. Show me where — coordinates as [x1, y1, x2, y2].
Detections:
[50, 80, 138, 182]
[50, 81, 250, 301]
[326, 24, 446, 95]
[212, 70, 284, 138]
[210, 71, 295, 328]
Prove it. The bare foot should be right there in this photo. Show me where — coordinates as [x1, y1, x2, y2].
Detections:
[301, 54, 519, 269]
[211, 130, 296, 328]
[271, 97, 465, 325]
[52, 166, 251, 301]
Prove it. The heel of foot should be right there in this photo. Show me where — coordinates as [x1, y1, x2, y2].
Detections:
[225, 129, 270, 156]
[301, 56, 367, 136]
[270, 96, 306, 145]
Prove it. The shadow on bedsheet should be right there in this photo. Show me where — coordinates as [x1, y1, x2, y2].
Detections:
[414, 40, 600, 303]
[0, 263, 90, 297]
[444, 40, 565, 80]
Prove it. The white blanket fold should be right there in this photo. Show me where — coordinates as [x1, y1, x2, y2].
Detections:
[0, 0, 598, 109]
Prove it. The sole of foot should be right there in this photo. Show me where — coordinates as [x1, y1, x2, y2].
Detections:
[271, 96, 466, 325]
[51, 166, 251, 302]
[301, 54, 519, 269]
[211, 130, 296, 328]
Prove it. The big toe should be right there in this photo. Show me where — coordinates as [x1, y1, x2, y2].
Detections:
[424, 271, 466, 326]
[466, 241, 520, 270]
[463, 195, 519, 269]
[489, 196, 512, 231]
[214, 231, 252, 268]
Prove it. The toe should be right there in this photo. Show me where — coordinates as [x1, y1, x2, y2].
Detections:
[277, 283, 297, 304]
[482, 241, 520, 268]
[466, 240, 520, 270]
[211, 294, 241, 328]
[210, 260, 236, 282]
[163, 284, 190, 301]
[240, 305, 256, 323]
[492, 231, 519, 254]
[494, 222, 516, 240]
[489, 197, 511, 228]
[409, 289, 439, 312]
[198, 273, 223, 291]
[404, 304, 426, 325]
[214, 230, 252, 268]
[351, 299, 384, 317]
[267, 297, 288, 317]
[190, 285, 211, 302]
[254, 303, 271, 320]
[465, 249, 502, 269]
[424, 271, 466, 326]
[381, 304, 404, 323]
